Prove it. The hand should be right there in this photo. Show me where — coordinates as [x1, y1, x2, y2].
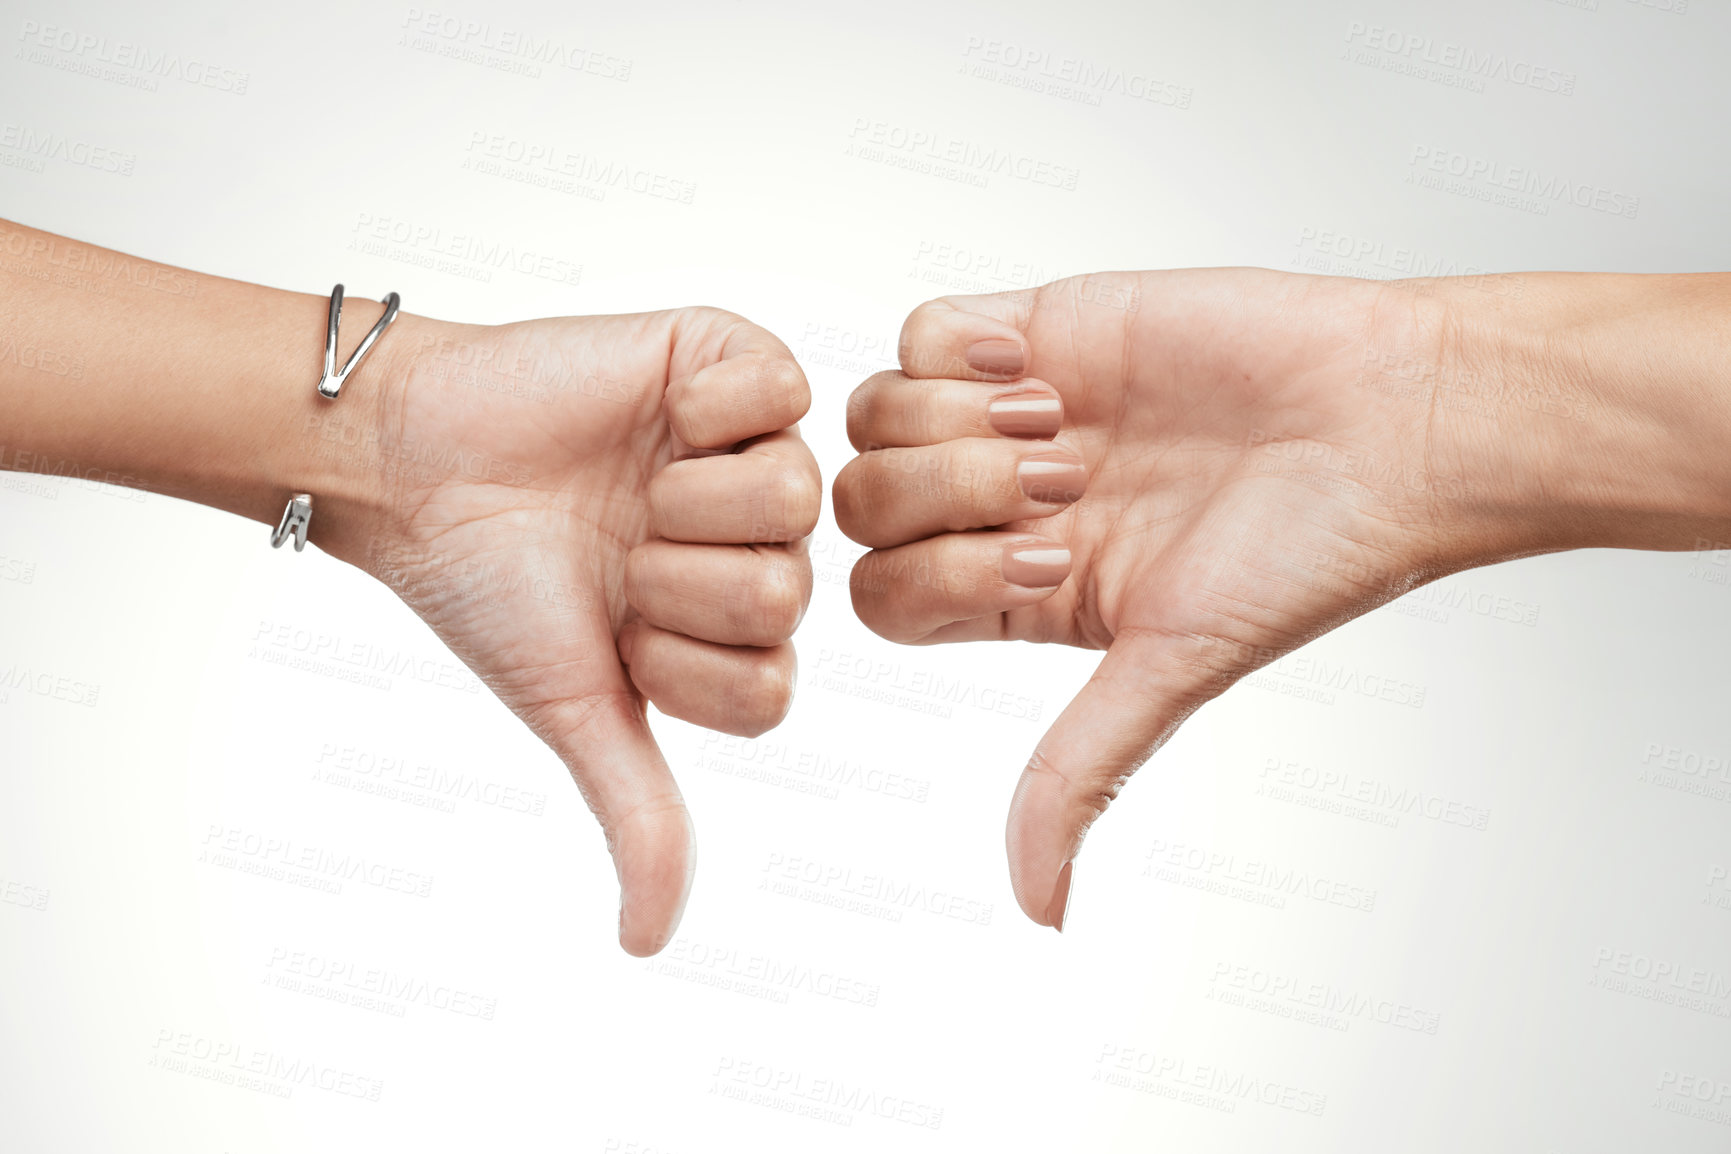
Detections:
[0, 216, 817, 955]
[835, 269, 1604, 931]
[352, 308, 820, 955]
[0, 220, 819, 957]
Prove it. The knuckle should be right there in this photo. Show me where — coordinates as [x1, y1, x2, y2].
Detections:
[849, 373, 938, 449]
[604, 793, 688, 845]
[744, 458, 814, 541]
[669, 401, 714, 448]
[750, 560, 807, 641]
[847, 554, 886, 604]
[895, 381, 942, 445]
[845, 373, 893, 446]
[685, 304, 737, 328]
[730, 655, 793, 736]
[976, 444, 1010, 504]
[769, 465, 822, 538]
[845, 384, 873, 447]
[899, 343, 943, 380]
[755, 355, 808, 417]
[1025, 747, 1122, 822]
[846, 557, 916, 642]
[897, 300, 946, 364]
[943, 443, 1005, 520]
[830, 462, 876, 544]
[901, 317, 973, 378]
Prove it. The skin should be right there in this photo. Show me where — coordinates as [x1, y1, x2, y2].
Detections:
[835, 268, 1731, 931]
[0, 220, 820, 956]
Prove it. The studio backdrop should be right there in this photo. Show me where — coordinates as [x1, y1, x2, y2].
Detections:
[2, 1, 1727, 1151]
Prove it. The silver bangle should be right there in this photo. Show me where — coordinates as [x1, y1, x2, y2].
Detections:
[317, 283, 402, 401]
[271, 493, 313, 551]
[271, 284, 400, 552]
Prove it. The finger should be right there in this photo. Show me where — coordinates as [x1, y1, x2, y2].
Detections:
[650, 429, 821, 543]
[850, 532, 1070, 643]
[846, 372, 1063, 450]
[619, 623, 797, 738]
[666, 313, 811, 448]
[523, 664, 694, 958]
[625, 541, 810, 647]
[833, 438, 1086, 549]
[1006, 630, 1245, 932]
[899, 294, 1033, 381]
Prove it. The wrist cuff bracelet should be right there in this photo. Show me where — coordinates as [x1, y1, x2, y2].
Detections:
[270, 284, 400, 552]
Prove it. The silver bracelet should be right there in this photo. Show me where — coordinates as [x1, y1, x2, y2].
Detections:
[271, 284, 401, 552]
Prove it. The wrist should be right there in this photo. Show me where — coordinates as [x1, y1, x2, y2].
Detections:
[0, 221, 442, 572]
[1408, 273, 1731, 564]
[183, 286, 416, 572]
[271, 305, 430, 572]
[315, 312, 526, 583]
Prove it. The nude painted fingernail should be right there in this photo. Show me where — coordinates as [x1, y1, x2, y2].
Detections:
[1001, 545, 1070, 589]
[1048, 860, 1074, 932]
[988, 394, 1062, 439]
[966, 338, 1025, 378]
[1018, 454, 1086, 504]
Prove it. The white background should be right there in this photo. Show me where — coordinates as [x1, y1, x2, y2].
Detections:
[3, 1, 1729, 1150]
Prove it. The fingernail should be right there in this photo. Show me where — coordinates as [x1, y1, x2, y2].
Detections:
[1001, 544, 1070, 589]
[1018, 454, 1086, 505]
[988, 394, 1062, 439]
[966, 338, 1025, 379]
[617, 624, 638, 665]
[1047, 860, 1074, 932]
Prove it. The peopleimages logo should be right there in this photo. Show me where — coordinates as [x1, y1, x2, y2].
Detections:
[149, 1029, 384, 1101]
[1344, 22, 1576, 94]
[760, 852, 994, 927]
[1093, 1044, 1328, 1117]
[463, 132, 696, 204]
[264, 947, 498, 1019]
[1258, 758, 1492, 831]
[1293, 227, 1523, 290]
[15, 20, 250, 93]
[200, 825, 436, 898]
[1246, 649, 1427, 709]
[0, 661, 101, 707]
[251, 619, 484, 695]
[808, 647, 1043, 722]
[696, 733, 932, 804]
[846, 118, 1081, 191]
[0, 223, 200, 297]
[958, 36, 1193, 109]
[659, 937, 882, 1008]
[1407, 146, 1640, 219]
[1590, 946, 1731, 1018]
[399, 8, 631, 79]
[1208, 960, 1442, 1034]
[710, 1057, 944, 1130]
[0, 124, 135, 175]
[349, 212, 583, 286]
[0, 877, 50, 911]
[1143, 838, 1378, 913]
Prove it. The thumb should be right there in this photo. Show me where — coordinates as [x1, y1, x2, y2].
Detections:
[531, 678, 695, 957]
[1006, 628, 1240, 931]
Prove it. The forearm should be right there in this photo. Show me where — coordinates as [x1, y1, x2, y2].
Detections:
[0, 220, 414, 567]
[1414, 272, 1731, 562]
